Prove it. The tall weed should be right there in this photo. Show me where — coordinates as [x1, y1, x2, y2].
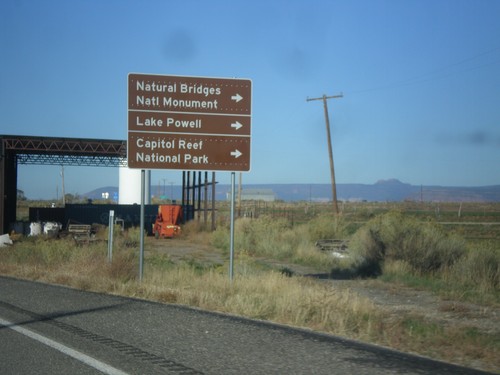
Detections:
[210, 216, 337, 269]
[307, 213, 350, 240]
[1, 237, 75, 266]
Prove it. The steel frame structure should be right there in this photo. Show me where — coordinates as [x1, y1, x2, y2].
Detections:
[1, 135, 126, 234]
[2, 135, 127, 166]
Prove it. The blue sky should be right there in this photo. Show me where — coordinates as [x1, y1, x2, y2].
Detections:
[1, 0, 499, 199]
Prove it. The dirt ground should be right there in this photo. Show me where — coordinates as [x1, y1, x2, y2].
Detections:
[146, 236, 226, 266]
[336, 280, 499, 337]
[147, 237, 499, 338]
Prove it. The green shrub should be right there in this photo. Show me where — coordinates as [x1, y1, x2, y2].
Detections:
[349, 212, 466, 276]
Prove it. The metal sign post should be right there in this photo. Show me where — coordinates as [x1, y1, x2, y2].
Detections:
[229, 172, 236, 281]
[139, 170, 145, 282]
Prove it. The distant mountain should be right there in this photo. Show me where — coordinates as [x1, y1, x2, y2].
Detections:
[85, 179, 500, 202]
[214, 179, 500, 202]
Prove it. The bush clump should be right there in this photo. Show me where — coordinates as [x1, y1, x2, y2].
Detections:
[346, 226, 386, 277]
[349, 212, 466, 276]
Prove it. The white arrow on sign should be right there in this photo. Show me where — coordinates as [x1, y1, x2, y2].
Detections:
[230, 149, 242, 158]
[231, 94, 243, 103]
[231, 121, 243, 130]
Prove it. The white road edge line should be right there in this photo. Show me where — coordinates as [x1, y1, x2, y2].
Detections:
[0, 317, 130, 375]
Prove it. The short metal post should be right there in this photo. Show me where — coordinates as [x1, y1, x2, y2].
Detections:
[107, 210, 114, 263]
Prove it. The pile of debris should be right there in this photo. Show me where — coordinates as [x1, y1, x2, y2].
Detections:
[0, 233, 13, 247]
[315, 239, 350, 258]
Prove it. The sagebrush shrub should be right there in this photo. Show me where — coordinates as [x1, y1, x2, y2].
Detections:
[349, 212, 466, 276]
[348, 226, 385, 277]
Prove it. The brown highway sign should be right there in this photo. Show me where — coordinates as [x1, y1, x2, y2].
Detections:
[128, 74, 251, 115]
[128, 111, 251, 136]
[128, 73, 251, 171]
[128, 133, 250, 171]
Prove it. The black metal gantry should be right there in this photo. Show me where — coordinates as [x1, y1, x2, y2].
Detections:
[0, 135, 127, 234]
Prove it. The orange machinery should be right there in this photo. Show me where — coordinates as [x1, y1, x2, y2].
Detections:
[152, 205, 182, 238]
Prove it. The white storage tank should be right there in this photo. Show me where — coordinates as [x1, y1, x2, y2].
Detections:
[119, 164, 151, 204]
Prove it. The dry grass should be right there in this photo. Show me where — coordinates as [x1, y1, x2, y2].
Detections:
[136, 266, 381, 341]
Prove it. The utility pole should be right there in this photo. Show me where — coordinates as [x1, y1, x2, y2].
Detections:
[307, 93, 343, 214]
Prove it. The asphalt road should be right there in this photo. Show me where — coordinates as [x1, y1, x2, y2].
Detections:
[0, 276, 493, 375]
